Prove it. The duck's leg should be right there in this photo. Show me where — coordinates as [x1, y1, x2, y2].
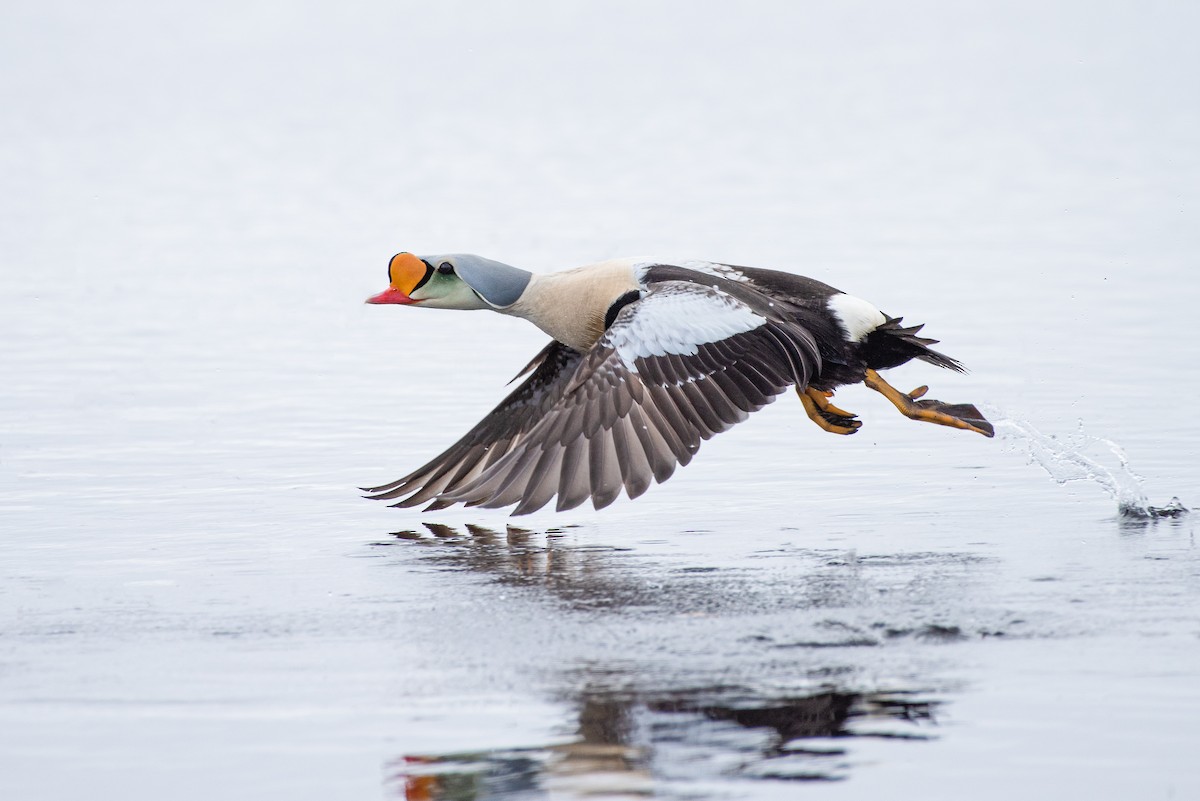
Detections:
[798, 387, 862, 435]
[863, 369, 995, 437]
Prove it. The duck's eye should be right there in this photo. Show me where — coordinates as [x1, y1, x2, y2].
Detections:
[437, 262, 455, 275]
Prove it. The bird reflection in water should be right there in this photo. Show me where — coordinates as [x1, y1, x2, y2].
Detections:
[380, 525, 942, 800]
[379, 523, 647, 612]
[390, 686, 937, 799]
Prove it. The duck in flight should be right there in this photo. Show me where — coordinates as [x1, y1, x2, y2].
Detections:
[364, 253, 993, 514]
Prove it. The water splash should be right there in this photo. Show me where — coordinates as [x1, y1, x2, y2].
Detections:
[989, 412, 1187, 520]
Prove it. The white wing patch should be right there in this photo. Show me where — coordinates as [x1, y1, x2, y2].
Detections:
[609, 282, 765, 370]
[826, 292, 886, 342]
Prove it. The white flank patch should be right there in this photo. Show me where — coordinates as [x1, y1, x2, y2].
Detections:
[610, 282, 765, 370]
[827, 292, 887, 342]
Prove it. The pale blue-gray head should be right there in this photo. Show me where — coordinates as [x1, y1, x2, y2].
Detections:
[365, 253, 532, 309]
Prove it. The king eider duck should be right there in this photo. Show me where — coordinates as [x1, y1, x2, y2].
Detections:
[364, 253, 994, 514]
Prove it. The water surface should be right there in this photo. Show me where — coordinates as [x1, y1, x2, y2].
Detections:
[2, 2, 1198, 799]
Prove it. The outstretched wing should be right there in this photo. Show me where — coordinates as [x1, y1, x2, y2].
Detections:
[362, 340, 585, 509]
[369, 280, 823, 514]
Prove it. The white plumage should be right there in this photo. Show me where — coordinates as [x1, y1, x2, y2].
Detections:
[826, 292, 887, 342]
[611, 283, 765, 370]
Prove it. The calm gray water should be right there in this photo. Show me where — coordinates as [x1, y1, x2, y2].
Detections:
[3, 2, 1198, 799]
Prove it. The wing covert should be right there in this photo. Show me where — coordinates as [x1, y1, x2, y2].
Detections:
[429, 281, 822, 514]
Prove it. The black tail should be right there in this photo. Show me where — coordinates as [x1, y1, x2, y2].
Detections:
[862, 316, 966, 373]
